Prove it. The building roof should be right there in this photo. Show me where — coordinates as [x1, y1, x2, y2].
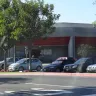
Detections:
[49, 22, 96, 37]
[54, 22, 94, 28]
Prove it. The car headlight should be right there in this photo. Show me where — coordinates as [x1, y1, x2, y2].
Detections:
[86, 67, 89, 70]
[9, 65, 18, 69]
[72, 65, 77, 68]
[63, 66, 65, 69]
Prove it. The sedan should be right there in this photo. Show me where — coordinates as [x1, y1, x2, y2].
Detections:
[43, 57, 76, 72]
[8, 58, 42, 72]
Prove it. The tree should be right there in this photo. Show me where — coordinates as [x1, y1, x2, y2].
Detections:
[0, 0, 23, 71]
[0, 0, 16, 70]
[10, 0, 60, 71]
[77, 44, 96, 57]
[0, 0, 60, 71]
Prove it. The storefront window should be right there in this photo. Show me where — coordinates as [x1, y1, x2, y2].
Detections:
[41, 49, 52, 55]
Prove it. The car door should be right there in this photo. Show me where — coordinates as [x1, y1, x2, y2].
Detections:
[21, 59, 28, 70]
[31, 59, 39, 70]
[60, 60, 69, 71]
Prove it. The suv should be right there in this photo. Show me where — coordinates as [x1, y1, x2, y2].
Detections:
[63, 57, 96, 73]
[43, 57, 76, 72]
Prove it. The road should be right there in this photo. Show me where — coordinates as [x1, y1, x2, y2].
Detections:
[0, 74, 96, 96]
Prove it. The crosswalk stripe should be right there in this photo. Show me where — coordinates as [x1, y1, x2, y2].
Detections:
[5, 91, 15, 93]
[33, 90, 73, 96]
[31, 88, 44, 90]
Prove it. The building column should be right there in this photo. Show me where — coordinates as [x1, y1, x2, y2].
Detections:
[68, 36, 75, 57]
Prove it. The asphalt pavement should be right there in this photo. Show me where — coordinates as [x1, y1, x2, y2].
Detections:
[0, 74, 96, 96]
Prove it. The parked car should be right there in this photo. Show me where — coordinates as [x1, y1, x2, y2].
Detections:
[0, 57, 22, 69]
[86, 64, 96, 73]
[63, 57, 96, 73]
[8, 58, 42, 72]
[42, 57, 76, 72]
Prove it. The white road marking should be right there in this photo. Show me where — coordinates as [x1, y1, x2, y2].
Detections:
[25, 82, 75, 88]
[82, 94, 96, 96]
[0, 92, 4, 94]
[39, 89, 63, 92]
[31, 87, 73, 95]
[33, 90, 73, 96]
[20, 90, 29, 91]
[31, 88, 44, 90]
[5, 91, 15, 93]
[31, 88, 63, 92]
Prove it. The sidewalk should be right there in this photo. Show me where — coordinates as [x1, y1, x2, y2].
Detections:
[0, 72, 96, 77]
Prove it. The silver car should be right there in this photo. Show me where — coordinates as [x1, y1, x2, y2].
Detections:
[0, 57, 22, 69]
[86, 64, 96, 72]
[8, 58, 42, 72]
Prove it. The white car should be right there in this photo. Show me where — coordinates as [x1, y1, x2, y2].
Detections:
[8, 58, 42, 72]
[0, 57, 22, 69]
[86, 64, 96, 72]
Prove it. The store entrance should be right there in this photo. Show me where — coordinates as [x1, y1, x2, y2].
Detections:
[31, 49, 41, 58]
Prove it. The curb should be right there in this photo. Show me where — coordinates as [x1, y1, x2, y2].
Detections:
[0, 72, 96, 77]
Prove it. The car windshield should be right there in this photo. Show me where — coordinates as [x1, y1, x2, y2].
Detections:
[16, 58, 28, 63]
[52, 60, 63, 64]
[74, 58, 88, 64]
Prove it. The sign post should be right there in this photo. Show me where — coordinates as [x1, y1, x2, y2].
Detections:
[25, 46, 28, 58]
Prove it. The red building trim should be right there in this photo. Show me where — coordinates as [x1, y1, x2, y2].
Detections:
[75, 37, 96, 46]
[16, 37, 70, 46]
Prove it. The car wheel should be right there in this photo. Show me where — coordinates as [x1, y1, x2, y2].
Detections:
[56, 68, 60, 72]
[36, 66, 42, 71]
[19, 66, 24, 71]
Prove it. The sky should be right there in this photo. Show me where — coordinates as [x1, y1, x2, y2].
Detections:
[22, 0, 96, 24]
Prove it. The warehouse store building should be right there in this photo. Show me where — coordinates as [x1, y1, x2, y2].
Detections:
[1, 22, 96, 62]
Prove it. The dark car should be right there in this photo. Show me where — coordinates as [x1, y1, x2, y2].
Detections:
[63, 57, 96, 73]
[43, 57, 76, 72]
